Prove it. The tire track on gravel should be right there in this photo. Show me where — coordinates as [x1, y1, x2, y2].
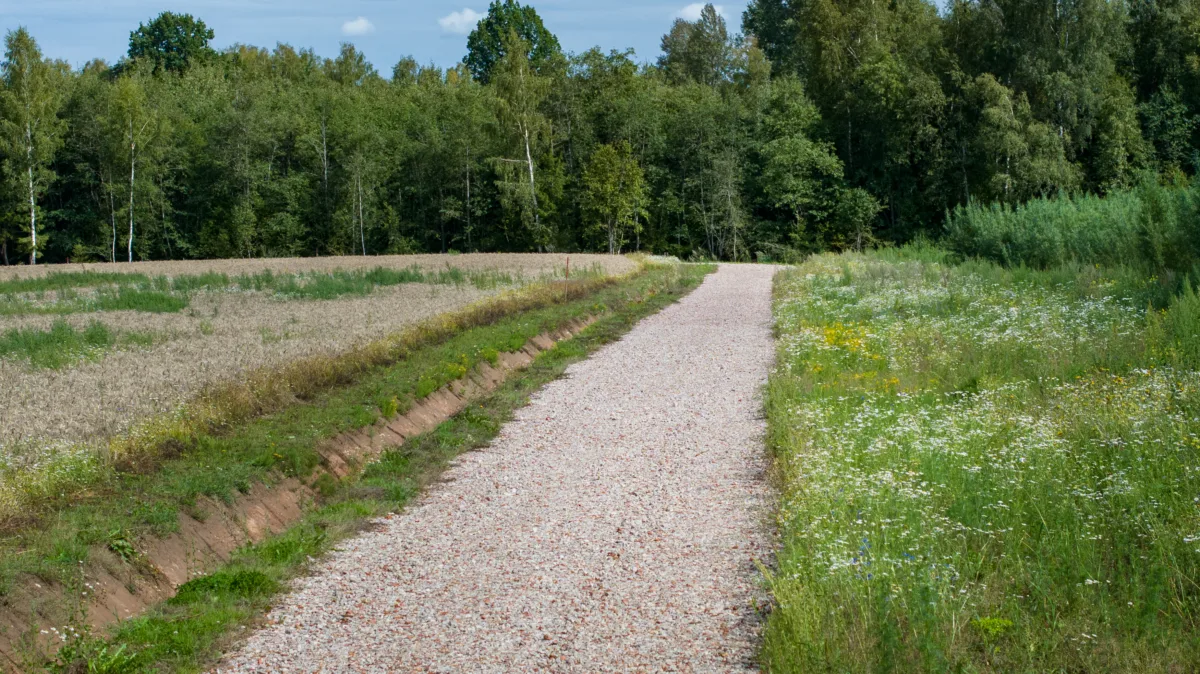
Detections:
[220, 264, 777, 673]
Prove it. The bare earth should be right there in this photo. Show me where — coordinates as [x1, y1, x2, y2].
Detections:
[219, 265, 777, 673]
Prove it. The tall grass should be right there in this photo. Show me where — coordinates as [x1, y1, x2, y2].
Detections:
[765, 251, 1200, 672]
[93, 287, 189, 313]
[0, 321, 114, 369]
[0, 271, 150, 294]
[0, 320, 157, 369]
[946, 178, 1200, 279]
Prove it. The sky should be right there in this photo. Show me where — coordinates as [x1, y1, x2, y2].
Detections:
[0, 1, 750, 72]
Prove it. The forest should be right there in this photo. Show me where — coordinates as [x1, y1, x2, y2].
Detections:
[1, 0, 1197, 264]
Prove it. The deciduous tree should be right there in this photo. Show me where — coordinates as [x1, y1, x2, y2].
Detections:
[0, 28, 67, 264]
[582, 141, 648, 253]
[128, 12, 215, 75]
[465, 0, 561, 84]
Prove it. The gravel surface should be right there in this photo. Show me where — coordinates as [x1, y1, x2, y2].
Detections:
[219, 265, 778, 673]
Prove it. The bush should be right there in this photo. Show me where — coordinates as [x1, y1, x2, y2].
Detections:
[945, 177, 1200, 276]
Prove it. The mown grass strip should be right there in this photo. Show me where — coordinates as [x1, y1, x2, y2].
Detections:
[33, 263, 713, 673]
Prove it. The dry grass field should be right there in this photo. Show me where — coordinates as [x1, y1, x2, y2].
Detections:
[0, 254, 633, 501]
[0, 253, 627, 282]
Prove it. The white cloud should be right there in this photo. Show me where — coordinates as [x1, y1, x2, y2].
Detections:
[341, 17, 375, 37]
[677, 3, 726, 20]
[439, 9, 483, 35]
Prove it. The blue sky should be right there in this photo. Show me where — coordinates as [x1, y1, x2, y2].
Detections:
[1, 1, 749, 72]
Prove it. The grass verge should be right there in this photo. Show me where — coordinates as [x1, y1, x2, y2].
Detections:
[763, 249, 1200, 672]
[7, 262, 713, 673]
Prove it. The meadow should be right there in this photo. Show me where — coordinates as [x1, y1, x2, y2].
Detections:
[0, 254, 632, 522]
[764, 246, 1200, 672]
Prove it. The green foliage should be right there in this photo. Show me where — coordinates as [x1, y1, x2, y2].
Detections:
[0, 28, 67, 265]
[51, 639, 138, 674]
[759, 76, 847, 250]
[0, 320, 112, 368]
[491, 30, 554, 248]
[170, 569, 279, 605]
[659, 4, 733, 86]
[1148, 278, 1200, 366]
[0, 271, 149, 294]
[127, 12, 215, 74]
[105, 529, 137, 562]
[582, 141, 648, 253]
[7, 0, 1200, 263]
[94, 287, 187, 313]
[946, 177, 1200, 275]
[465, 0, 562, 84]
[0, 319, 159, 368]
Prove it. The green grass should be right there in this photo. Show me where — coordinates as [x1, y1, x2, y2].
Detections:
[0, 321, 156, 369]
[0, 272, 151, 295]
[764, 249, 1200, 672]
[5, 263, 712, 673]
[93, 288, 189, 313]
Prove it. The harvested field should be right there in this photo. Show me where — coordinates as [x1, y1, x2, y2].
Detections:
[0, 253, 633, 282]
[0, 254, 633, 505]
[1, 284, 495, 449]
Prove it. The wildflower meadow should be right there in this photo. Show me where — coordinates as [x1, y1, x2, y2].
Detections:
[764, 247, 1200, 672]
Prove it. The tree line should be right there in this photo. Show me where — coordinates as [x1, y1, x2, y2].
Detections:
[1, 0, 1198, 264]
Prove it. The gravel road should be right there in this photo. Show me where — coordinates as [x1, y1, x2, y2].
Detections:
[219, 265, 778, 673]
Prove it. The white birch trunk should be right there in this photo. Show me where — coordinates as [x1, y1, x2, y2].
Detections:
[109, 188, 117, 263]
[357, 170, 366, 256]
[466, 148, 472, 251]
[25, 122, 35, 265]
[523, 127, 539, 232]
[128, 125, 136, 263]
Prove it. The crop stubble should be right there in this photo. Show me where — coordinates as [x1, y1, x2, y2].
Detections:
[0, 254, 634, 457]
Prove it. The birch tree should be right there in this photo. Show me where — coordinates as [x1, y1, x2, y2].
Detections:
[107, 70, 164, 262]
[0, 28, 66, 265]
[492, 30, 552, 249]
[332, 81, 384, 255]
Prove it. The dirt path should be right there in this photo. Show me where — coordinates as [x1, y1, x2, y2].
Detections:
[220, 265, 777, 673]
